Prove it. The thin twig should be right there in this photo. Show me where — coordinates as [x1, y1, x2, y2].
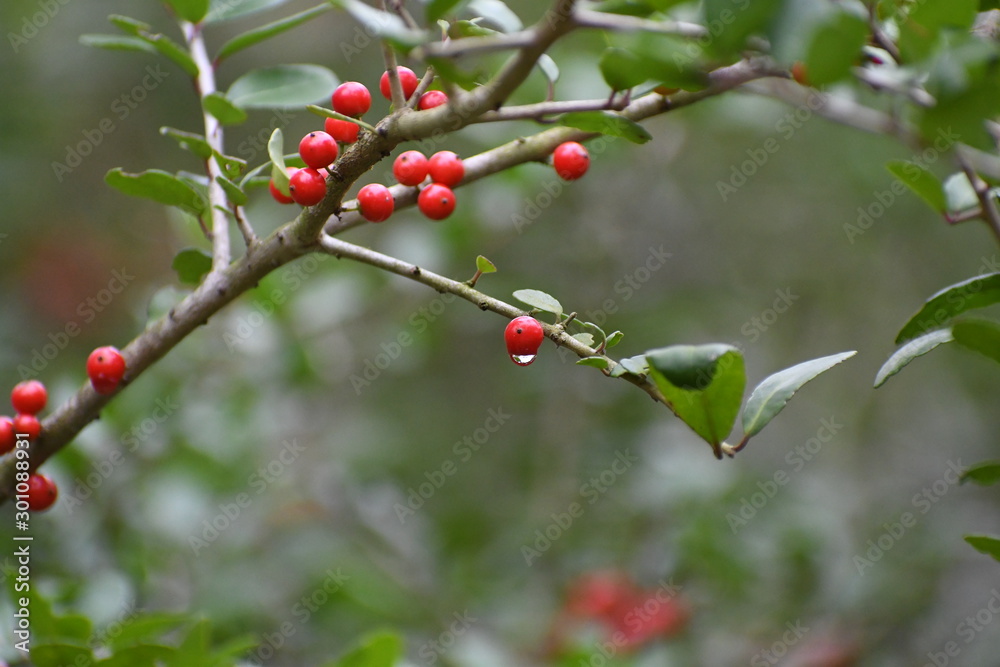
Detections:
[472, 97, 624, 123]
[957, 147, 1000, 243]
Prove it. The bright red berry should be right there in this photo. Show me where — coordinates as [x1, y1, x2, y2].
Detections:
[11, 380, 47, 415]
[26, 473, 58, 511]
[332, 81, 372, 117]
[553, 141, 590, 180]
[87, 346, 126, 395]
[13, 414, 41, 441]
[298, 131, 339, 169]
[325, 116, 360, 143]
[393, 150, 428, 186]
[357, 184, 395, 222]
[417, 183, 456, 220]
[379, 67, 419, 101]
[427, 151, 464, 187]
[289, 168, 327, 206]
[0, 416, 15, 454]
[504, 316, 544, 365]
[418, 90, 448, 110]
[269, 167, 297, 205]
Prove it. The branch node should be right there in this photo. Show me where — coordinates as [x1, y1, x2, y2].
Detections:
[410, 266, 422, 276]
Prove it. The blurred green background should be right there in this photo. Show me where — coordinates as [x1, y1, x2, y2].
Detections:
[2, 0, 1000, 665]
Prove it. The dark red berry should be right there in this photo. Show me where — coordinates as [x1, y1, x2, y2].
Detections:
[332, 81, 372, 117]
[379, 67, 419, 101]
[553, 141, 590, 181]
[418, 90, 448, 110]
[13, 414, 41, 441]
[26, 473, 58, 511]
[289, 168, 327, 206]
[393, 150, 428, 186]
[357, 184, 395, 222]
[427, 151, 464, 187]
[504, 316, 544, 365]
[269, 167, 297, 205]
[87, 346, 126, 395]
[0, 416, 15, 454]
[298, 131, 339, 169]
[11, 380, 47, 415]
[417, 183, 456, 220]
[325, 116, 360, 143]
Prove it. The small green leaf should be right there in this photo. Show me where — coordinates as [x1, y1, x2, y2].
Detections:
[802, 10, 868, 86]
[886, 159, 947, 213]
[952, 318, 1000, 363]
[139, 31, 199, 76]
[329, 631, 403, 667]
[572, 333, 595, 347]
[95, 644, 176, 667]
[702, 0, 783, 58]
[558, 111, 652, 144]
[874, 329, 954, 388]
[172, 248, 213, 285]
[25, 644, 95, 666]
[228, 64, 338, 109]
[216, 175, 247, 205]
[427, 0, 468, 22]
[476, 255, 497, 274]
[536, 54, 559, 84]
[577, 357, 611, 369]
[606, 331, 624, 348]
[215, 4, 333, 60]
[331, 0, 429, 49]
[592, 0, 656, 17]
[896, 273, 1000, 343]
[961, 461, 1000, 486]
[160, 127, 213, 159]
[79, 34, 156, 53]
[447, 19, 498, 38]
[599, 47, 648, 91]
[104, 613, 189, 651]
[105, 168, 206, 216]
[109, 14, 151, 35]
[214, 152, 247, 179]
[268, 128, 290, 195]
[467, 0, 522, 32]
[164, 0, 210, 23]
[943, 172, 980, 212]
[965, 535, 1000, 562]
[206, 0, 291, 22]
[742, 351, 856, 438]
[513, 289, 562, 316]
[203, 93, 248, 125]
[617, 354, 648, 376]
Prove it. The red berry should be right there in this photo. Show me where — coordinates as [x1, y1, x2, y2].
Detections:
[289, 168, 327, 206]
[325, 116, 360, 143]
[26, 473, 58, 512]
[11, 380, 47, 415]
[331, 81, 372, 117]
[0, 416, 15, 455]
[504, 316, 544, 365]
[427, 151, 464, 187]
[417, 183, 456, 220]
[269, 168, 297, 205]
[357, 184, 395, 222]
[418, 90, 448, 110]
[393, 150, 428, 186]
[298, 131, 339, 169]
[87, 346, 126, 395]
[13, 414, 41, 441]
[379, 67, 419, 101]
[553, 141, 590, 180]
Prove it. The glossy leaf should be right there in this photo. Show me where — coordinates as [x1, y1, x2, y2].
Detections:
[886, 159, 947, 213]
[742, 351, 856, 438]
[25, 644, 95, 666]
[160, 127, 212, 159]
[447, 19, 497, 38]
[228, 64, 338, 109]
[513, 289, 562, 316]
[577, 357, 612, 369]
[559, 111, 652, 144]
[599, 47, 648, 91]
[329, 632, 403, 667]
[961, 461, 1000, 486]
[606, 331, 624, 348]
[895, 273, 1000, 343]
[702, 0, 783, 58]
[952, 318, 1000, 363]
[216, 4, 333, 60]
[140, 32, 198, 76]
[645, 343, 738, 390]
[536, 54, 560, 85]
[164, 0, 210, 22]
[206, 0, 290, 22]
[105, 168, 206, 216]
[476, 255, 497, 274]
[802, 10, 868, 86]
[468, 0, 522, 32]
[611, 354, 648, 377]
[216, 175, 247, 205]
[573, 333, 596, 347]
[172, 248, 213, 285]
[109, 14, 152, 35]
[104, 613, 189, 651]
[214, 152, 247, 179]
[267, 128, 290, 196]
[874, 329, 954, 388]
[427, 0, 468, 22]
[80, 34, 156, 53]
[203, 93, 248, 125]
[943, 172, 979, 212]
[95, 645, 176, 667]
[331, 0, 429, 49]
[965, 535, 1000, 562]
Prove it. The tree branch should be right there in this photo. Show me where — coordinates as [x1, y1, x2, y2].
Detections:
[571, 9, 708, 38]
[471, 97, 626, 123]
[957, 146, 1000, 243]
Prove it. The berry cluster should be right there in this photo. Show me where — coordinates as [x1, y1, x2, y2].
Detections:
[1, 380, 57, 511]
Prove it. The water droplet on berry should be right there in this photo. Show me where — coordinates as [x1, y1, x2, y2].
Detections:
[510, 353, 536, 366]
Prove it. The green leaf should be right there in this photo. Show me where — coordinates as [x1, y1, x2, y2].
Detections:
[536, 54, 559, 85]
[95, 645, 176, 667]
[646, 344, 745, 457]
[467, 0, 522, 32]
[702, 0, 783, 58]
[874, 329, 954, 388]
[802, 10, 868, 86]
[228, 64, 338, 109]
[206, 0, 291, 22]
[616, 354, 648, 376]
[104, 613, 189, 651]
[172, 248, 213, 285]
[268, 128, 290, 195]
[109, 14, 152, 35]
[606, 331, 624, 348]
[331, 0, 429, 49]
[427, 0, 468, 22]
[943, 172, 979, 212]
[886, 159, 947, 213]
[592, 0, 656, 17]
[577, 357, 611, 369]
[513, 289, 562, 316]
[216, 175, 247, 205]
[139, 31, 199, 76]
[961, 461, 1000, 486]
[476, 255, 497, 274]
[899, 0, 978, 60]
[965, 535, 1000, 562]
[215, 4, 333, 60]
[160, 127, 213, 159]
[214, 152, 247, 179]
[599, 48, 648, 91]
[165, 0, 210, 22]
[329, 631, 403, 667]
[105, 168, 206, 216]
[742, 351, 856, 439]
[952, 318, 1000, 363]
[447, 19, 498, 38]
[80, 34, 157, 53]
[25, 644, 95, 666]
[203, 93, 248, 125]
[558, 111, 652, 144]
[895, 273, 1000, 343]
[424, 56, 483, 89]
[572, 333, 595, 347]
